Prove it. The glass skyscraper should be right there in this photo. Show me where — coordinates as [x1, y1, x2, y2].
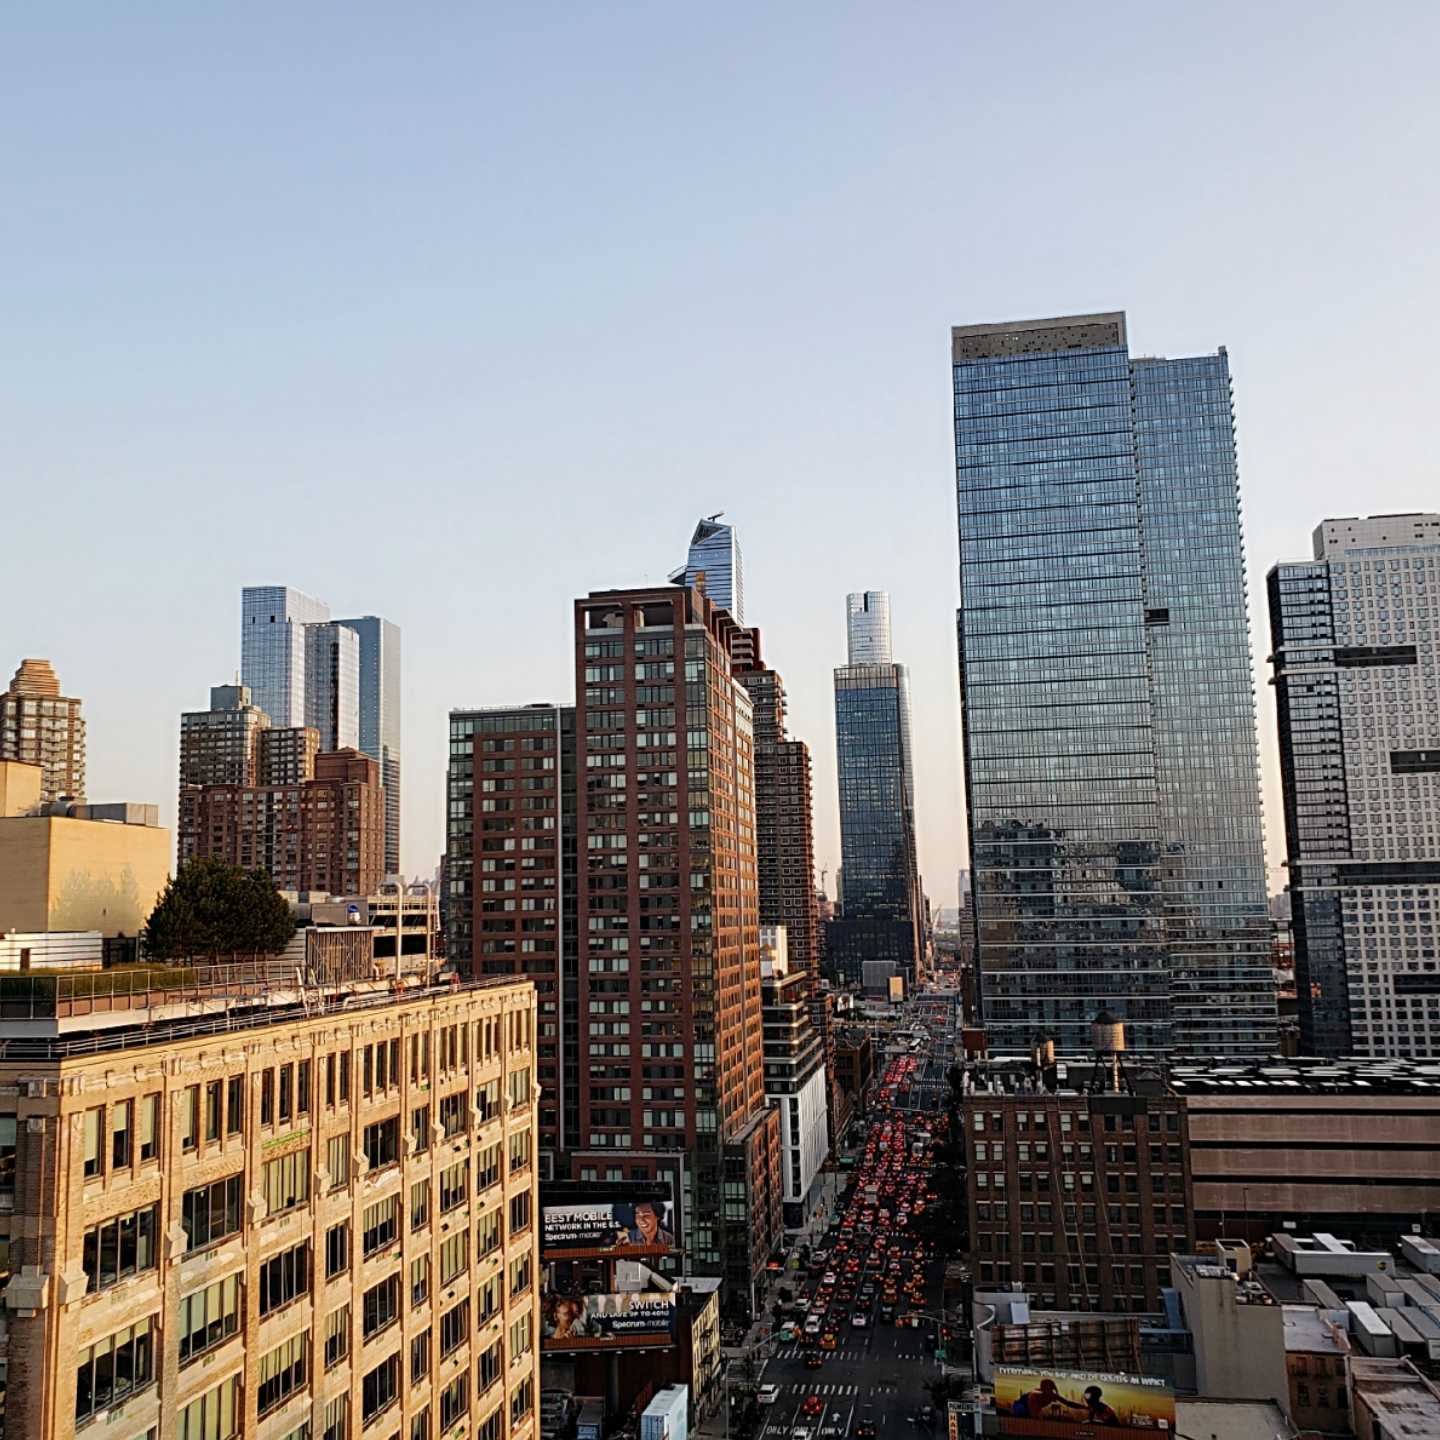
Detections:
[241, 585, 330, 729]
[828, 591, 923, 985]
[677, 516, 744, 622]
[952, 312, 1275, 1056]
[338, 615, 402, 879]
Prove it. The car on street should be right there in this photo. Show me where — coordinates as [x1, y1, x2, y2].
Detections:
[802, 1396, 825, 1418]
[757, 1386, 781, 1406]
[820, 1331, 837, 1350]
[803, 1350, 824, 1370]
[851, 1313, 868, 1328]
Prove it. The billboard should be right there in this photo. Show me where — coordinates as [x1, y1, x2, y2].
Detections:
[541, 1195, 678, 1258]
[993, 1368, 1174, 1436]
[541, 1288, 678, 1351]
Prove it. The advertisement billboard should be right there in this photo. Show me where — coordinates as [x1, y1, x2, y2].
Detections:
[993, 1368, 1174, 1436]
[541, 1289, 678, 1351]
[541, 1195, 678, 1258]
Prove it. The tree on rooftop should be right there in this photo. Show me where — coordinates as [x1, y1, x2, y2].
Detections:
[143, 857, 295, 962]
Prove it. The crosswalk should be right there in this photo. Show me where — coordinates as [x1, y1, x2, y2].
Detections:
[775, 1383, 903, 1397]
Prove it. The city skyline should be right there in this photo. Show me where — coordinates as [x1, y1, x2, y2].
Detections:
[6, 6, 1439, 896]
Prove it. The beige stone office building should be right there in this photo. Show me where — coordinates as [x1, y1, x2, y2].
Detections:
[0, 966, 540, 1440]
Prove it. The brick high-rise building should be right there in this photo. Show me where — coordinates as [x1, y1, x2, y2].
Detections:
[183, 720, 384, 895]
[730, 633, 821, 984]
[0, 961, 540, 1440]
[446, 589, 783, 1318]
[573, 584, 779, 1317]
[1, 657, 86, 802]
[446, 703, 578, 1170]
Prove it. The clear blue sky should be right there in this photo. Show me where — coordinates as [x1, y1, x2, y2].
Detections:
[5, 3, 1438, 899]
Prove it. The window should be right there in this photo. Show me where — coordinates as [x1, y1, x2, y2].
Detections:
[179, 1273, 241, 1363]
[439, 1090, 468, 1139]
[509, 1314, 532, 1361]
[440, 1373, 469, 1431]
[279, 1064, 294, 1125]
[440, 1229, 469, 1286]
[262, 1069, 275, 1125]
[181, 1086, 199, 1152]
[509, 1190, 531, 1236]
[82, 1203, 159, 1291]
[257, 1333, 308, 1416]
[407, 1179, 429, 1233]
[510, 1376, 533, 1427]
[362, 1118, 400, 1172]
[226, 1075, 244, 1135]
[325, 1304, 351, 1370]
[476, 1207, 502, 1257]
[411, 1253, 431, 1307]
[83, 1106, 104, 1178]
[297, 1060, 311, 1116]
[478, 1338, 502, 1393]
[280, 1425, 312, 1440]
[476, 1079, 499, 1123]
[326, 1220, 350, 1278]
[182, 1174, 243, 1252]
[340, 1050, 351, 1102]
[362, 1274, 400, 1341]
[205, 1081, 222, 1143]
[440, 1159, 469, 1213]
[479, 1409, 503, 1440]
[508, 1127, 531, 1175]
[477, 1142, 501, 1191]
[323, 1397, 349, 1440]
[105, 1100, 131, 1169]
[327, 1133, 350, 1189]
[412, 1105, 430, 1154]
[440, 1298, 471, 1357]
[508, 1253, 531, 1298]
[262, 1149, 311, 1216]
[410, 1407, 431, 1440]
[478, 1272, 501, 1322]
[75, 1314, 157, 1422]
[362, 1195, 399, 1257]
[138, 1093, 160, 1162]
[177, 1374, 240, 1440]
[259, 1239, 310, 1316]
[410, 1327, 431, 1383]
[361, 1355, 399, 1426]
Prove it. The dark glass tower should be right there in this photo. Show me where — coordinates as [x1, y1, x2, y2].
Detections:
[828, 591, 923, 986]
[953, 312, 1275, 1056]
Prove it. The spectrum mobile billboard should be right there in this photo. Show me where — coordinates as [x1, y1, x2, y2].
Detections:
[540, 1188, 678, 1258]
[541, 1289, 677, 1351]
[993, 1367, 1174, 1436]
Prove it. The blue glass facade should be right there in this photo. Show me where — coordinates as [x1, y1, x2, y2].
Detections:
[831, 629, 922, 983]
[953, 313, 1275, 1055]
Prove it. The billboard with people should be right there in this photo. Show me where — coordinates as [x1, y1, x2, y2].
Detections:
[993, 1367, 1174, 1436]
[541, 1193, 678, 1258]
[541, 1288, 678, 1351]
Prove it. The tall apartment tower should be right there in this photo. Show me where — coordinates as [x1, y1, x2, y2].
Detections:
[448, 590, 782, 1318]
[304, 621, 360, 752]
[674, 515, 745, 623]
[241, 585, 331, 728]
[446, 703, 578, 1168]
[952, 311, 1275, 1056]
[1270, 513, 1440, 1059]
[338, 616, 403, 878]
[730, 633, 821, 981]
[177, 683, 271, 865]
[0, 658, 86, 802]
[573, 584, 779, 1316]
[827, 592, 923, 986]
